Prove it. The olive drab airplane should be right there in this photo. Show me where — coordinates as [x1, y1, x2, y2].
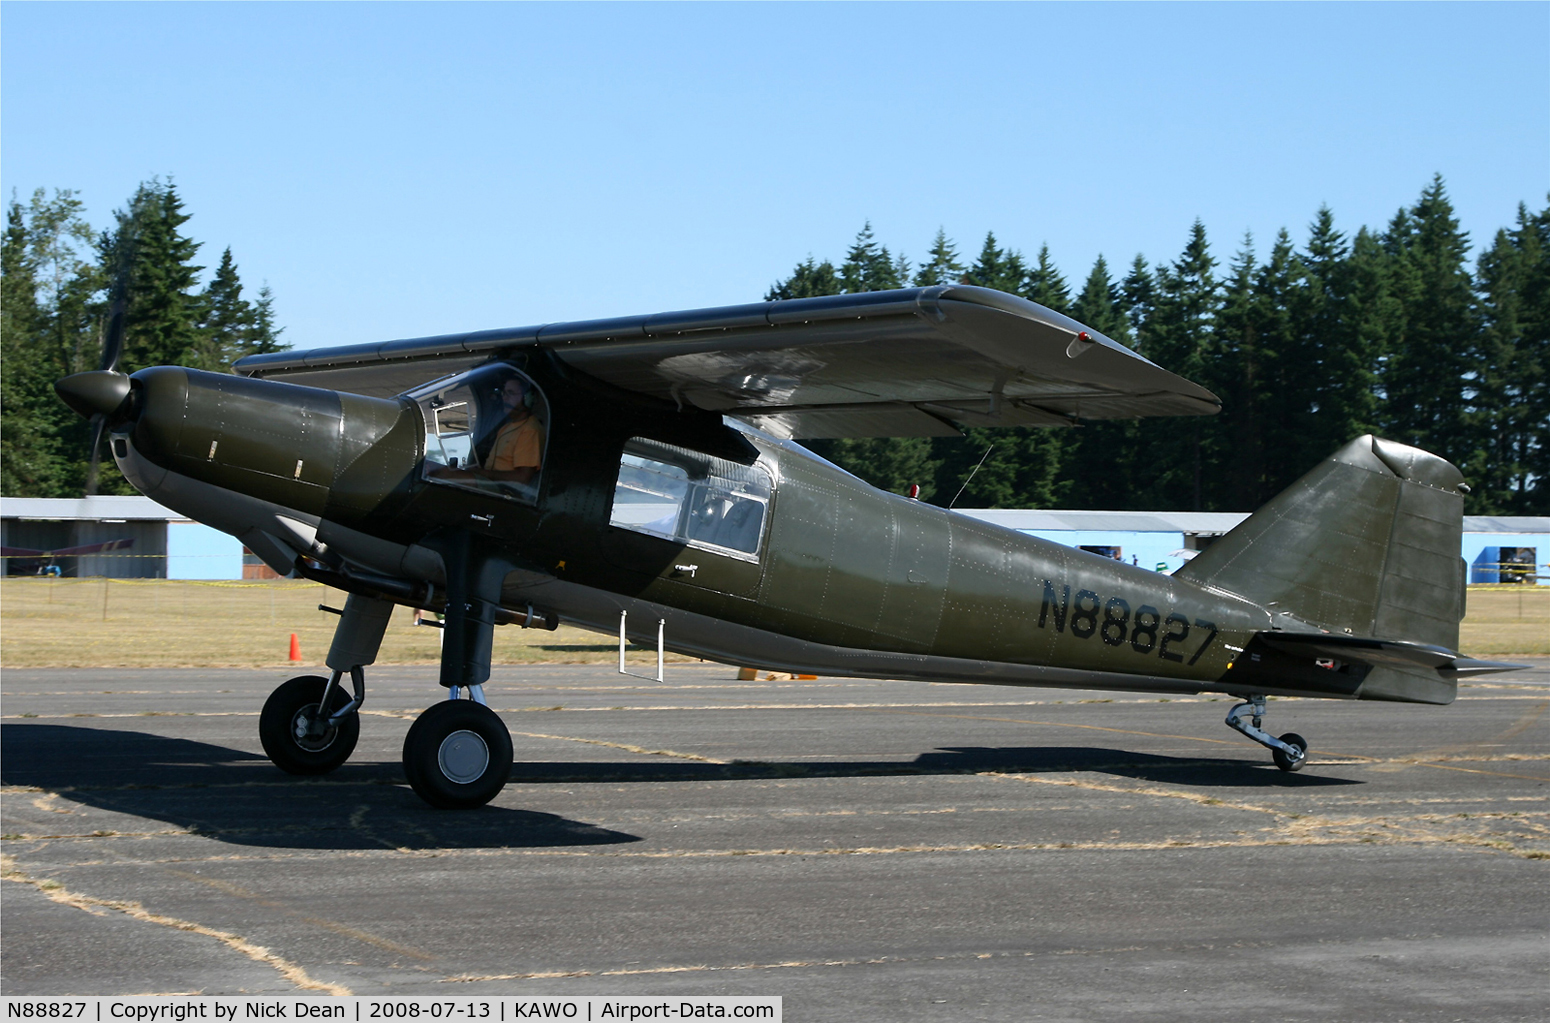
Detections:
[55, 285, 1522, 808]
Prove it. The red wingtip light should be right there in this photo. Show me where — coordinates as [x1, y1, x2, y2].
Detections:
[1076, 331, 1092, 342]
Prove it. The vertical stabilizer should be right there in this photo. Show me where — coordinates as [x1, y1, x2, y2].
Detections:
[1174, 436, 1467, 651]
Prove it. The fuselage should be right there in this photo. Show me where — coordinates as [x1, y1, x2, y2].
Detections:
[109, 361, 1284, 698]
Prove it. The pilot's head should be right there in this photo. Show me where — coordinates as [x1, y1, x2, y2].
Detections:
[499, 376, 531, 414]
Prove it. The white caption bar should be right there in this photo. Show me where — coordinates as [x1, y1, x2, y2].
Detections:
[0, 999, 780, 1023]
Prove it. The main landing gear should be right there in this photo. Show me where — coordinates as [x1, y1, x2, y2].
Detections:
[257, 533, 519, 809]
[402, 686, 514, 809]
[1225, 695, 1308, 772]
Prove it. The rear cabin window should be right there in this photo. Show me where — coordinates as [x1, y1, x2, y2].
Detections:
[609, 438, 772, 559]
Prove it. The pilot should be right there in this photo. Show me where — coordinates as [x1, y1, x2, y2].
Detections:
[433, 375, 543, 486]
[479, 376, 544, 485]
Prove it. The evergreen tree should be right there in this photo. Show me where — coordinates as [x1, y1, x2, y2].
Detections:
[249, 285, 285, 358]
[1142, 221, 1221, 509]
[929, 427, 1068, 509]
[1022, 244, 1070, 314]
[839, 222, 903, 293]
[1344, 223, 1403, 444]
[194, 248, 286, 370]
[965, 232, 1027, 295]
[765, 256, 842, 300]
[1063, 256, 1141, 509]
[818, 436, 941, 499]
[1, 189, 102, 496]
[1299, 207, 1377, 462]
[1213, 233, 1268, 506]
[1120, 255, 1156, 355]
[764, 189, 1542, 515]
[194, 247, 245, 370]
[1070, 256, 1129, 342]
[913, 228, 964, 286]
[1515, 201, 1550, 511]
[105, 180, 204, 373]
[1378, 176, 1479, 464]
[2, 199, 53, 495]
[1472, 200, 1550, 512]
[1253, 230, 1311, 497]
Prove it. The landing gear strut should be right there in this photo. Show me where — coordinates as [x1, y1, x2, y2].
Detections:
[259, 592, 390, 777]
[401, 531, 517, 809]
[1226, 695, 1308, 772]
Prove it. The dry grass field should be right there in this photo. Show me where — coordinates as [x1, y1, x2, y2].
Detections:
[0, 578, 700, 669]
[1461, 584, 1550, 657]
[1, 577, 1545, 669]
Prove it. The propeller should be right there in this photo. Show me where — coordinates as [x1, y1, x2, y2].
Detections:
[57, 224, 136, 495]
[80, 292, 128, 495]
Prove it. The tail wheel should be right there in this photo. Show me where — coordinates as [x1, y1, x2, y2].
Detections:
[403, 700, 513, 809]
[1273, 732, 1308, 772]
[259, 675, 360, 775]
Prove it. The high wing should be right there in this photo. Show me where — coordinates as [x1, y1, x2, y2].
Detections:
[233, 285, 1219, 438]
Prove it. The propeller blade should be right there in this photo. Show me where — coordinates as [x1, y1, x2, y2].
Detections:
[99, 292, 128, 373]
[84, 414, 107, 496]
[83, 247, 132, 493]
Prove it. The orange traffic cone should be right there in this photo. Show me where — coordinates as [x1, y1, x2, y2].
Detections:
[288, 633, 302, 662]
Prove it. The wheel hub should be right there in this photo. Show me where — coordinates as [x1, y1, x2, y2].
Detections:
[437, 729, 490, 784]
[291, 705, 337, 752]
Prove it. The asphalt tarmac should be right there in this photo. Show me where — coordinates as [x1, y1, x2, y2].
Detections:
[2, 660, 1547, 1021]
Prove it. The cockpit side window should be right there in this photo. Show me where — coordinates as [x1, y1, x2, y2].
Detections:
[609, 437, 773, 560]
[407, 363, 548, 503]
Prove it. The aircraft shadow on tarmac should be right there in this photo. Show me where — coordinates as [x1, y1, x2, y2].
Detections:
[0, 724, 640, 852]
[507, 744, 1361, 789]
[2, 724, 1359, 851]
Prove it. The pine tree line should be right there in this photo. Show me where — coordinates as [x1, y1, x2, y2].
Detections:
[2, 180, 285, 496]
[5, 176, 1543, 514]
[775, 178, 1549, 515]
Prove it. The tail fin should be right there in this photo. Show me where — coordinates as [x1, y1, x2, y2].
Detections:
[1175, 435, 1467, 650]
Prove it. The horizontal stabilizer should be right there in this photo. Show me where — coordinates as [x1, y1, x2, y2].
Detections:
[1257, 631, 1527, 679]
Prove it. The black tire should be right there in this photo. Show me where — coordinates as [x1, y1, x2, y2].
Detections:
[1273, 732, 1308, 773]
[259, 675, 360, 775]
[402, 700, 513, 809]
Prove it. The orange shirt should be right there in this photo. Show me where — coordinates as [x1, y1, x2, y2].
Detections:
[484, 416, 543, 472]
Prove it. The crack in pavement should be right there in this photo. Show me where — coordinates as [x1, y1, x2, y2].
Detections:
[0, 854, 352, 994]
[982, 771, 1550, 860]
[508, 731, 727, 763]
[162, 867, 436, 962]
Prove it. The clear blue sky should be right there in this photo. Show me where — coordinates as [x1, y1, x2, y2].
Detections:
[4, 2, 1546, 353]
